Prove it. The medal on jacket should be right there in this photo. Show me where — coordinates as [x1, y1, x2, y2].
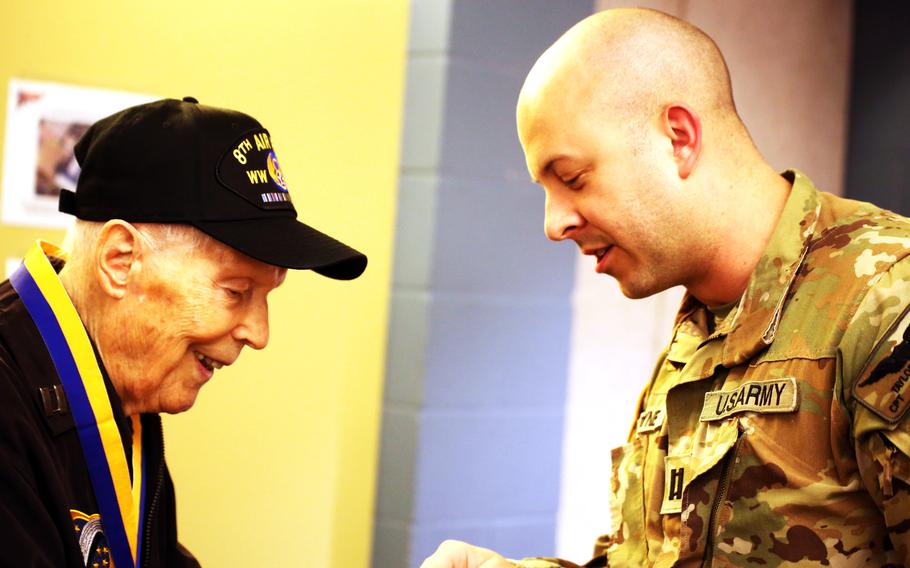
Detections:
[11, 241, 146, 568]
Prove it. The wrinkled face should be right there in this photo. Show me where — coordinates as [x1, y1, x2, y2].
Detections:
[113, 236, 287, 414]
[517, 91, 701, 299]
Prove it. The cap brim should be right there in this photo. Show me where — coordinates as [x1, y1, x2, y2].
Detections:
[194, 217, 367, 280]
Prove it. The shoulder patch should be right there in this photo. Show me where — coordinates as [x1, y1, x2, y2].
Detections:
[854, 304, 910, 424]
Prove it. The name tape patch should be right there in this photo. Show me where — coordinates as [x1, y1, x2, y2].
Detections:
[635, 406, 665, 435]
[700, 377, 799, 422]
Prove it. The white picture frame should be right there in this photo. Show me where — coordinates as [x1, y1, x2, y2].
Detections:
[1, 78, 156, 229]
[5, 257, 20, 279]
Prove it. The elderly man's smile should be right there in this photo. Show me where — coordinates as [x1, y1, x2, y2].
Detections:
[194, 351, 225, 373]
[191, 349, 237, 383]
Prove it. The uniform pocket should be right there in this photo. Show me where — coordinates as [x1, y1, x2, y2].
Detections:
[711, 416, 887, 565]
[676, 418, 742, 561]
[607, 441, 647, 566]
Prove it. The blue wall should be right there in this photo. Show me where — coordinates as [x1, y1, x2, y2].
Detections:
[373, 2, 594, 566]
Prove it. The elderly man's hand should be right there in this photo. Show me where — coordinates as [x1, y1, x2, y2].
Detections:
[420, 540, 515, 568]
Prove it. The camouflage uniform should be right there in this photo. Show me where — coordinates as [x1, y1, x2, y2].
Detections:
[518, 171, 910, 567]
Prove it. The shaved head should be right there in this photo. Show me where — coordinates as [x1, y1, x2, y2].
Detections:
[519, 8, 738, 137]
[516, 8, 788, 304]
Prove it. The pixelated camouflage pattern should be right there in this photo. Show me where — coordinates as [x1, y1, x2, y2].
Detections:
[516, 171, 910, 567]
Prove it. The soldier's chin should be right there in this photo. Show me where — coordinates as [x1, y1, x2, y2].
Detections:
[616, 278, 663, 300]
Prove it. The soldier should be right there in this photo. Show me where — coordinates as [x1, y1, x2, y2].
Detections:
[422, 8, 910, 567]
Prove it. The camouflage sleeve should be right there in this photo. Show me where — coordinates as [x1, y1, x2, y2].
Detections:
[840, 255, 910, 561]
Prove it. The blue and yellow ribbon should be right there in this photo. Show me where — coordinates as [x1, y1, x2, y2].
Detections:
[11, 241, 145, 568]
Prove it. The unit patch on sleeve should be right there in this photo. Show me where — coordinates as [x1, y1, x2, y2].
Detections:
[700, 377, 799, 422]
[854, 309, 910, 424]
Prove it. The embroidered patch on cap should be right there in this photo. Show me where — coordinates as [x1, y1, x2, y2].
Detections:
[700, 377, 799, 422]
[217, 129, 294, 210]
[266, 150, 288, 190]
[635, 406, 665, 435]
[660, 455, 688, 514]
[854, 310, 910, 424]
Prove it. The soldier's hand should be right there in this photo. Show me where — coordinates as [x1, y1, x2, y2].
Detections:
[420, 540, 515, 568]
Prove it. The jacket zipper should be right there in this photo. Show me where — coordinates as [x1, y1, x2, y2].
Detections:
[142, 419, 165, 568]
[701, 434, 743, 568]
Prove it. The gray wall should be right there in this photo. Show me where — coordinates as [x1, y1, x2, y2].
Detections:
[845, 1, 910, 214]
[373, 2, 594, 566]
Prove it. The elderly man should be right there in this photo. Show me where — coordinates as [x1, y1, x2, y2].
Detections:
[0, 98, 366, 567]
[422, 8, 910, 568]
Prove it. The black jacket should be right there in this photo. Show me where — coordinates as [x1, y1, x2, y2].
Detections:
[0, 275, 199, 567]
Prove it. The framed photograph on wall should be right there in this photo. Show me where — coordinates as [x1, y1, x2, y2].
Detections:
[5, 258, 19, 279]
[1, 79, 156, 229]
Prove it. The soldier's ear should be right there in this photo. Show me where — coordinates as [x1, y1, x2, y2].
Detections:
[94, 220, 148, 299]
[663, 103, 702, 179]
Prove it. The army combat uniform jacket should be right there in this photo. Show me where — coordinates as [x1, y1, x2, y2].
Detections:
[520, 172, 910, 567]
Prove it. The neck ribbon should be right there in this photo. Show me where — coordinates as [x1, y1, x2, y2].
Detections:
[11, 241, 145, 568]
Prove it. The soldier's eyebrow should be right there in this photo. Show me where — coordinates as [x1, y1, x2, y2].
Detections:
[531, 156, 566, 185]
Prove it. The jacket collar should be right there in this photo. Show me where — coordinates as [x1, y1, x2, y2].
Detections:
[669, 171, 822, 380]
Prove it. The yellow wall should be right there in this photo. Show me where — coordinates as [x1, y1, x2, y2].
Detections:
[0, 1, 408, 565]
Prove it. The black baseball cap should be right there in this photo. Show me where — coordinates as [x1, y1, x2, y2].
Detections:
[59, 97, 367, 280]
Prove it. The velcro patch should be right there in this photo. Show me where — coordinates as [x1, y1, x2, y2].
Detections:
[854, 311, 910, 424]
[660, 455, 688, 514]
[635, 406, 665, 435]
[700, 378, 799, 422]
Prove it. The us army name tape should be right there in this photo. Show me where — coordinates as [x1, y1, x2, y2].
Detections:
[700, 377, 799, 422]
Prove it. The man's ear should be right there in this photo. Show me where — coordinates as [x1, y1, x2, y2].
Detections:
[663, 103, 702, 179]
[94, 220, 147, 299]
